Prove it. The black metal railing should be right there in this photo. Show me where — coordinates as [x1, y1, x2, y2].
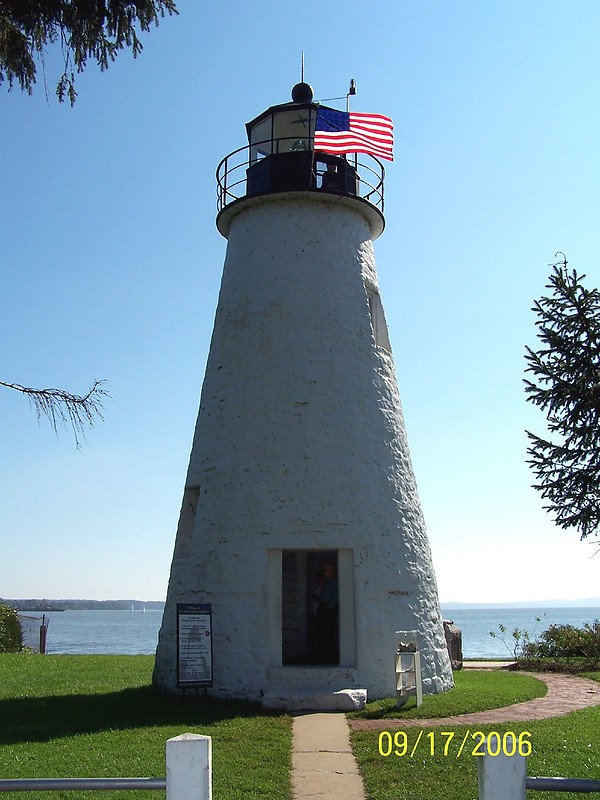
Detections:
[216, 138, 384, 214]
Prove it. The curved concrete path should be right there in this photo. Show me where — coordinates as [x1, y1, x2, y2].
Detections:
[292, 671, 600, 800]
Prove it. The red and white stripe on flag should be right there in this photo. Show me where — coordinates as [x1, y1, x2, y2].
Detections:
[314, 109, 394, 161]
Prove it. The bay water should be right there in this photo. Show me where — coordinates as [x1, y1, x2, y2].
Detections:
[20, 609, 164, 656]
[442, 606, 600, 659]
[19, 605, 600, 659]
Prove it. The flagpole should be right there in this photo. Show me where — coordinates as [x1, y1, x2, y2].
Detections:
[347, 79, 356, 166]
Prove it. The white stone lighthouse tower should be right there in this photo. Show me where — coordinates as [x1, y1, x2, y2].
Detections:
[153, 83, 453, 706]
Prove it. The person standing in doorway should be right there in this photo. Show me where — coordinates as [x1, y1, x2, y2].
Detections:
[316, 561, 339, 664]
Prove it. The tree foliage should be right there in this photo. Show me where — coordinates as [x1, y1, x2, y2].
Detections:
[0, 0, 177, 104]
[0, 604, 22, 653]
[0, 378, 109, 448]
[524, 254, 600, 541]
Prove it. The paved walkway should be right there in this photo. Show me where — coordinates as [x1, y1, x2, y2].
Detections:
[349, 672, 600, 731]
[292, 713, 365, 800]
[291, 670, 600, 800]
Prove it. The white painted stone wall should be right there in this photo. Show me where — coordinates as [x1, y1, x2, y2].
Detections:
[154, 193, 453, 699]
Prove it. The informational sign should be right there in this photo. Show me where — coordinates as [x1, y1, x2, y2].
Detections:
[177, 603, 213, 688]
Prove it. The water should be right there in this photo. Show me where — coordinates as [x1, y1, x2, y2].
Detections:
[18, 606, 600, 658]
[441, 606, 600, 659]
[21, 609, 164, 655]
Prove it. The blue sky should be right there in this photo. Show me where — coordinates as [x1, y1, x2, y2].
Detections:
[1, 1, 599, 603]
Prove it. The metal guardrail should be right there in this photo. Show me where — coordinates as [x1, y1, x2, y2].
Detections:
[216, 138, 384, 214]
[527, 777, 600, 793]
[479, 751, 600, 797]
[0, 778, 166, 792]
[0, 734, 211, 799]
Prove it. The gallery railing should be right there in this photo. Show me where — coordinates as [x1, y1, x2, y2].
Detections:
[216, 138, 385, 214]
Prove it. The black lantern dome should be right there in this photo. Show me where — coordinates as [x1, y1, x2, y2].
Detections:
[291, 82, 314, 103]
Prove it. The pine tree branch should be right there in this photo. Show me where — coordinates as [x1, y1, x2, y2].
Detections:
[0, 1, 178, 103]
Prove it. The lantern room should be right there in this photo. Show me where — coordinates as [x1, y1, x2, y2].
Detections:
[216, 82, 385, 238]
[247, 81, 316, 157]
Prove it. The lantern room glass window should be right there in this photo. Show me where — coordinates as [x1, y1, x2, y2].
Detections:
[248, 108, 317, 163]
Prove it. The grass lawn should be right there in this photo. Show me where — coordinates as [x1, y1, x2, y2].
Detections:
[2, 655, 598, 800]
[350, 668, 547, 719]
[351, 670, 600, 800]
[0, 654, 292, 800]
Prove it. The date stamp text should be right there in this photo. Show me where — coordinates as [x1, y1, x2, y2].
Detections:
[378, 730, 532, 758]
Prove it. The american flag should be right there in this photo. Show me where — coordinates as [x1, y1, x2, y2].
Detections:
[314, 108, 394, 161]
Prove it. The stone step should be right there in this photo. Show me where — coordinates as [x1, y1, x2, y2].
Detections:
[262, 687, 367, 712]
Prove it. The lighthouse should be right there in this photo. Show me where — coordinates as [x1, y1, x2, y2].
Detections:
[153, 82, 453, 707]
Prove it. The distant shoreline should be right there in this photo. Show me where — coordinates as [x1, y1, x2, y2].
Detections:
[2, 599, 165, 612]
[441, 599, 600, 609]
[3, 597, 599, 612]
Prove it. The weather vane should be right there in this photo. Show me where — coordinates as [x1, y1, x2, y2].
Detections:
[320, 79, 358, 111]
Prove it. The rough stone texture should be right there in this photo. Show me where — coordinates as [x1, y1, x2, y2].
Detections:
[443, 619, 463, 669]
[153, 193, 453, 700]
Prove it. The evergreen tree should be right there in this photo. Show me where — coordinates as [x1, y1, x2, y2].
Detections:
[0, 1, 177, 104]
[525, 255, 600, 541]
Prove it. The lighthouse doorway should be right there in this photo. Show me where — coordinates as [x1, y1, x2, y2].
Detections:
[282, 550, 339, 665]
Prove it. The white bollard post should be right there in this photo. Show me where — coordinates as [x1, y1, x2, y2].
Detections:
[166, 733, 212, 800]
[478, 751, 526, 800]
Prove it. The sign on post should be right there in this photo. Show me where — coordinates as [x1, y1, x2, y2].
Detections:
[177, 604, 213, 689]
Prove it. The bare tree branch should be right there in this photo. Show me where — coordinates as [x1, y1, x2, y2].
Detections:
[0, 378, 109, 448]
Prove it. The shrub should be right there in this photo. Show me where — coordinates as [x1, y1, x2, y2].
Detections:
[523, 620, 600, 669]
[489, 618, 542, 660]
[0, 604, 23, 652]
